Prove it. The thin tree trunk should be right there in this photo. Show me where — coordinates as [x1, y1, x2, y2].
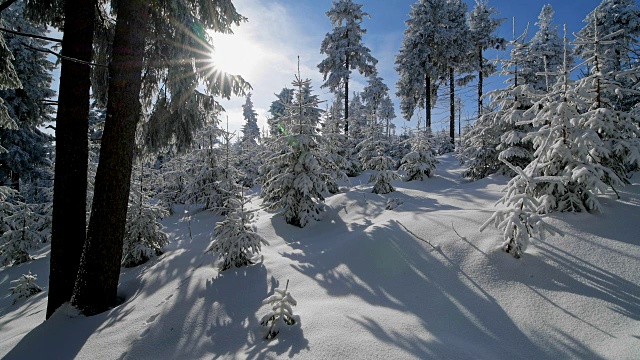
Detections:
[46, 0, 94, 320]
[425, 72, 431, 130]
[344, 55, 350, 137]
[72, 0, 149, 316]
[449, 67, 455, 146]
[477, 46, 483, 120]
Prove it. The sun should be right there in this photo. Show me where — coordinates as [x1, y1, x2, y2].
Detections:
[208, 30, 264, 79]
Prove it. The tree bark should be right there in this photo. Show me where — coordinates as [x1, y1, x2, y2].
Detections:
[71, 0, 149, 316]
[425, 72, 431, 129]
[46, 0, 94, 320]
[449, 67, 455, 146]
[477, 46, 483, 120]
[344, 54, 349, 137]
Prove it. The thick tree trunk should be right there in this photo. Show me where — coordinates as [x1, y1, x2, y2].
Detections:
[46, 0, 94, 320]
[344, 55, 349, 137]
[449, 67, 455, 146]
[71, 0, 149, 316]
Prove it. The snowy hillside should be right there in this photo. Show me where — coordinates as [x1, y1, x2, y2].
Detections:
[1, 154, 639, 359]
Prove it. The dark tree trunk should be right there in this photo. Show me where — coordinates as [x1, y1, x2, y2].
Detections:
[477, 46, 483, 120]
[425, 73, 431, 129]
[71, 0, 149, 316]
[46, 0, 94, 320]
[344, 54, 349, 137]
[449, 67, 455, 146]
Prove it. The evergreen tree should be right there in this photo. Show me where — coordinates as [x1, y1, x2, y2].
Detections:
[574, 0, 640, 75]
[268, 87, 294, 137]
[467, 0, 505, 118]
[9, 271, 42, 304]
[521, 5, 568, 92]
[358, 114, 399, 194]
[122, 159, 169, 268]
[481, 160, 563, 258]
[400, 122, 438, 181]
[241, 92, 260, 146]
[395, 0, 441, 127]
[318, 0, 377, 135]
[0, 4, 55, 192]
[0, 194, 47, 266]
[260, 67, 329, 227]
[206, 187, 268, 271]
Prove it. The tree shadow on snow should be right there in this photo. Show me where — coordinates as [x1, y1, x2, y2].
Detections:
[276, 216, 606, 359]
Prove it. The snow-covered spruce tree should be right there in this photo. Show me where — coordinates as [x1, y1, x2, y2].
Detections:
[481, 160, 563, 258]
[206, 186, 268, 271]
[180, 123, 227, 212]
[9, 271, 42, 304]
[358, 113, 399, 194]
[0, 194, 47, 266]
[570, 24, 640, 189]
[260, 280, 298, 340]
[267, 87, 295, 137]
[574, 0, 640, 76]
[461, 28, 537, 180]
[237, 94, 262, 187]
[342, 92, 367, 177]
[122, 158, 169, 268]
[260, 67, 329, 228]
[0, 22, 20, 130]
[395, 0, 442, 128]
[156, 151, 189, 214]
[320, 95, 350, 194]
[467, 0, 505, 118]
[0, 4, 55, 190]
[400, 122, 438, 181]
[521, 4, 570, 93]
[520, 51, 607, 212]
[241, 92, 260, 146]
[318, 0, 377, 136]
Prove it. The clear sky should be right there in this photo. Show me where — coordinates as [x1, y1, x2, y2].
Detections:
[211, 0, 605, 137]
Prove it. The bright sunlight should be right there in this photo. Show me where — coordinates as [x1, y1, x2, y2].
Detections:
[208, 30, 265, 79]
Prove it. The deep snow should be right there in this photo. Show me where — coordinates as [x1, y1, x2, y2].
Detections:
[1, 154, 639, 359]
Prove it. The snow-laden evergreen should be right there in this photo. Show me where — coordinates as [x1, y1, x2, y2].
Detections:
[400, 123, 437, 181]
[358, 115, 399, 194]
[394, 0, 441, 125]
[267, 87, 294, 137]
[9, 271, 42, 304]
[0, 194, 47, 266]
[318, 0, 377, 135]
[206, 187, 268, 271]
[467, 0, 506, 117]
[260, 280, 298, 340]
[460, 28, 537, 180]
[0, 4, 55, 188]
[122, 161, 170, 268]
[240, 92, 260, 146]
[574, 0, 640, 75]
[481, 160, 564, 258]
[260, 69, 330, 228]
[521, 5, 569, 92]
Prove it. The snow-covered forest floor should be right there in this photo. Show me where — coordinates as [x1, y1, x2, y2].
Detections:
[1, 153, 639, 359]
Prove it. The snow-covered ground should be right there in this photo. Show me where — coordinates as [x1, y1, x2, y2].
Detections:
[1, 154, 639, 359]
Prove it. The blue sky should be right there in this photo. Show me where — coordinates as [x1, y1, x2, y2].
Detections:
[212, 0, 605, 136]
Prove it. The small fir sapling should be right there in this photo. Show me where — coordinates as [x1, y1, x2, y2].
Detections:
[260, 280, 298, 340]
[206, 188, 268, 271]
[122, 160, 169, 267]
[9, 271, 42, 304]
[399, 122, 437, 181]
[480, 160, 563, 258]
[357, 113, 399, 194]
[0, 196, 47, 266]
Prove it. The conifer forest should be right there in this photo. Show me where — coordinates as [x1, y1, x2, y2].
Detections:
[1, 0, 639, 358]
